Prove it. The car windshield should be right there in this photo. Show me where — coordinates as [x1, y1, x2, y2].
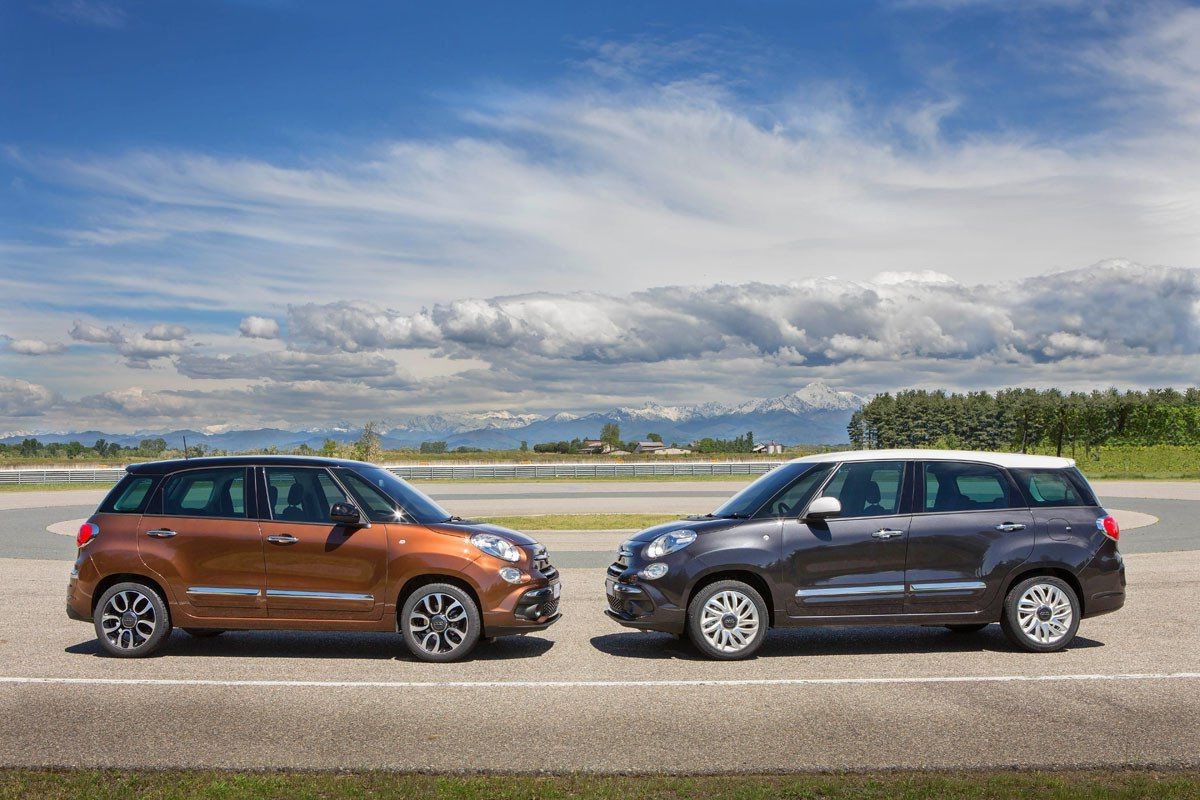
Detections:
[709, 462, 824, 518]
[345, 466, 452, 524]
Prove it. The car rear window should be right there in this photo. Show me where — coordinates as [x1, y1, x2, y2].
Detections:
[98, 474, 158, 514]
[923, 462, 1019, 512]
[1010, 467, 1098, 508]
[158, 468, 247, 518]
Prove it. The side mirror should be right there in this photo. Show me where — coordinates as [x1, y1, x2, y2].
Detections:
[804, 496, 841, 521]
[330, 502, 366, 527]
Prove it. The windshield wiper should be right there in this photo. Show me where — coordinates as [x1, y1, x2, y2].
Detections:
[444, 515, 466, 523]
[716, 512, 750, 519]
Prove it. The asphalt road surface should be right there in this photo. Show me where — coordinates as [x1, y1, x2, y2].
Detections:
[0, 480, 1197, 772]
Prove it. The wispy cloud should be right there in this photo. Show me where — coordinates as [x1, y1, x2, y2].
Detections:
[36, 0, 128, 28]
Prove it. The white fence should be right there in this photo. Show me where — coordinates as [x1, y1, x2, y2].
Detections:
[0, 460, 784, 485]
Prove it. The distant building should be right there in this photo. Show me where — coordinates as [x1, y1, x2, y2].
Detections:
[752, 442, 784, 455]
[579, 439, 612, 454]
[634, 441, 666, 453]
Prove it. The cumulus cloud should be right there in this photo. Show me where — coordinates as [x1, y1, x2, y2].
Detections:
[283, 260, 1200, 368]
[2, 337, 66, 356]
[175, 350, 405, 383]
[144, 324, 189, 341]
[68, 321, 188, 367]
[80, 387, 196, 418]
[0, 378, 59, 417]
[239, 316, 280, 339]
[69, 321, 123, 344]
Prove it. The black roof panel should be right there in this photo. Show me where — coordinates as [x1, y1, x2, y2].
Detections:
[125, 455, 376, 475]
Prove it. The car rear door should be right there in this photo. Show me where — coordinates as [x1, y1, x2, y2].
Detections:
[136, 466, 267, 618]
[257, 466, 387, 621]
[903, 460, 1035, 614]
[783, 459, 912, 617]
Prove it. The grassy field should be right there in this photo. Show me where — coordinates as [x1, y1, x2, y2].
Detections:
[1, 768, 1196, 799]
[480, 513, 682, 530]
[1066, 445, 1200, 479]
[0, 482, 112, 492]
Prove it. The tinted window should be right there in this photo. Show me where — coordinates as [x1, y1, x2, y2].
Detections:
[160, 468, 246, 518]
[337, 469, 404, 522]
[923, 462, 1018, 512]
[99, 475, 157, 514]
[713, 462, 827, 519]
[819, 460, 905, 518]
[1011, 468, 1097, 508]
[343, 467, 450, 524]
[265, 467, 350, 524]
[756, 463, 836, 518]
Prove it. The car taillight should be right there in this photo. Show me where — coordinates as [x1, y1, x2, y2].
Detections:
[77, 522, 99, 548]
[1096, 514, 1119, 541]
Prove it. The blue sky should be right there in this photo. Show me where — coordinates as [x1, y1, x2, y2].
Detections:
[2, 0, 1200, 432]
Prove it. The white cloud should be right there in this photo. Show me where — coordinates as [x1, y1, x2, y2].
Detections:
[69, 321, 123, 344]
[175, 350, 405, 383]
[144, 324, 190, 341]
[68, 321, 188, 367]
[0, 378, 59, 417]
[2, 337, 66, 356]
[80, 387, 196, 418]
[239, 316, 280, 339]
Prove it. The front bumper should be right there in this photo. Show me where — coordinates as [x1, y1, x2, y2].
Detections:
[484, 581, 563, 637]
[604, 576, 686, 635]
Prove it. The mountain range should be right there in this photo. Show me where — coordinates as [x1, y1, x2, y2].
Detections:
[1, 382, 864, 451]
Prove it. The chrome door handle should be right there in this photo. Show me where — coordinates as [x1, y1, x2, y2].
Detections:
[995, 523, 1026, 532]
[145, 529, 177, 538]
[872, 529, 905, 540]
[267, 534, 299, 545]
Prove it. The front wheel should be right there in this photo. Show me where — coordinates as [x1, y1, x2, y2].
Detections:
[93, 582, 170, 658]
[687, 580, 768, 660]
[1000, 576, 1080, 652]
[401, 583, 481, 663]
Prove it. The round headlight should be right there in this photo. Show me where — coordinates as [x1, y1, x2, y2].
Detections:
[644, 529, 697, 559]
[638, 562, 669, 580]
[469, 533, 521, 562]
[499, 566, 524, 584]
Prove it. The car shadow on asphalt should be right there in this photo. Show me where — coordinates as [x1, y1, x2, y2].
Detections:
[65, 631, 555, 662]
[589, 626, 1104, 660]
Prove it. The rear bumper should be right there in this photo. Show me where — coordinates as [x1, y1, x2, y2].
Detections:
[1080, 542, 1126, 618]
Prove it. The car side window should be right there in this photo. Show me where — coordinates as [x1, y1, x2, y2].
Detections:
[758, 463, 835, 518]
[160, 468, 246, 518]
[264, 467, 350, 524]
[337, 469, 404, 522]
[100, 475, 158, 514]
[1011, 468, 1086, 507]
[818, 460, 905, 518]
[923, 462, 1018, 512]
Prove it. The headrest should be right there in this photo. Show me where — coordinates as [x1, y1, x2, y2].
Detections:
[287, 483, 305, 505]
[864, 481, 881, 504]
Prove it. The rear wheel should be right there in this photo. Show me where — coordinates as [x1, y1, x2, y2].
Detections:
[1001, 576, 1080, 652]
[183, 628, 225, 638]
[687, 580, 768, 660]
[945, 623, 989, 633]
[401, 583, 481, 663]
[93, 582, 170, 658]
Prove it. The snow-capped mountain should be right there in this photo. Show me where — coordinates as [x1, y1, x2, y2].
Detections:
[2, 382, 866, 451]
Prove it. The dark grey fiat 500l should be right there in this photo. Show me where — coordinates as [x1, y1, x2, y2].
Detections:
[605, 449, 1125, 659]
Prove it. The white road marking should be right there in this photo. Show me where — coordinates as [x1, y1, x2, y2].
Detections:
[0, 672, 1197, 690]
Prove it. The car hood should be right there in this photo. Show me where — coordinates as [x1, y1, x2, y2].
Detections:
[625, 516, 743, 545]
[421, 520, 541, 546]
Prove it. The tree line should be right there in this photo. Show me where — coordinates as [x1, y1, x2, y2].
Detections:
[0, 437, 170, 461]
[848, 388, 1200, 455]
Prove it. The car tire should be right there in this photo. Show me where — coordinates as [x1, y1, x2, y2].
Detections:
[183, 628, 225, 638]
[687, 579, 768, 661]
[1000, 575, 1080, 653]
[93, 581, 171, 658]
[401, 583, 481, 663]
[945, 623, 989, 633]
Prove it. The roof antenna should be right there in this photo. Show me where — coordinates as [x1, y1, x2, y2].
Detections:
[182, 435, 189, 460]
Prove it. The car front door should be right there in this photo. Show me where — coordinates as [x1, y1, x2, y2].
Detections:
[782, 460, 912, 618]
[258, 466, 387, 621]
[136, 466, 267, 618]
[904, 460, 1036, 614]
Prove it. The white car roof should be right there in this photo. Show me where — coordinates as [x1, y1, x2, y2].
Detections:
[790, 449, 1075, 470]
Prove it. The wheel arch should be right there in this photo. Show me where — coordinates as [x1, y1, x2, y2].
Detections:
[395, 573, 482, 626]
[91, 573, 171, 615]
[1003, 565, 1085, 615]
[686, 568, 776, 627]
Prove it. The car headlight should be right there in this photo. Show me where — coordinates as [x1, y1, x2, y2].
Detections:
[644, 529, 697, 559]
[638, 562, 669, 580]
[470, 533, 521, 562]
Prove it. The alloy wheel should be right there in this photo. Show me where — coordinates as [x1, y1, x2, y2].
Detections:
[408, 592, 470, 656]
[100, 589, 158, 651]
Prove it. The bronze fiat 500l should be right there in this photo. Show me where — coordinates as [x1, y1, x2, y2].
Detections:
[605, 449, 1125, 660]
[67, 456, 560, 661]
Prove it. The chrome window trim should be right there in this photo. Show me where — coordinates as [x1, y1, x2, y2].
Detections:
[265, 589, 375, 601]
[796, 584, 905, 598]
[187, 586, 261, 596]
[909, 580, 987, 592]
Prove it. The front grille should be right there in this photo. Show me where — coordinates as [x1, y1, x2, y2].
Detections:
[607, 594, 626, 614]
[531, 544, 558, 581]
[540, 597, 559, 618]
